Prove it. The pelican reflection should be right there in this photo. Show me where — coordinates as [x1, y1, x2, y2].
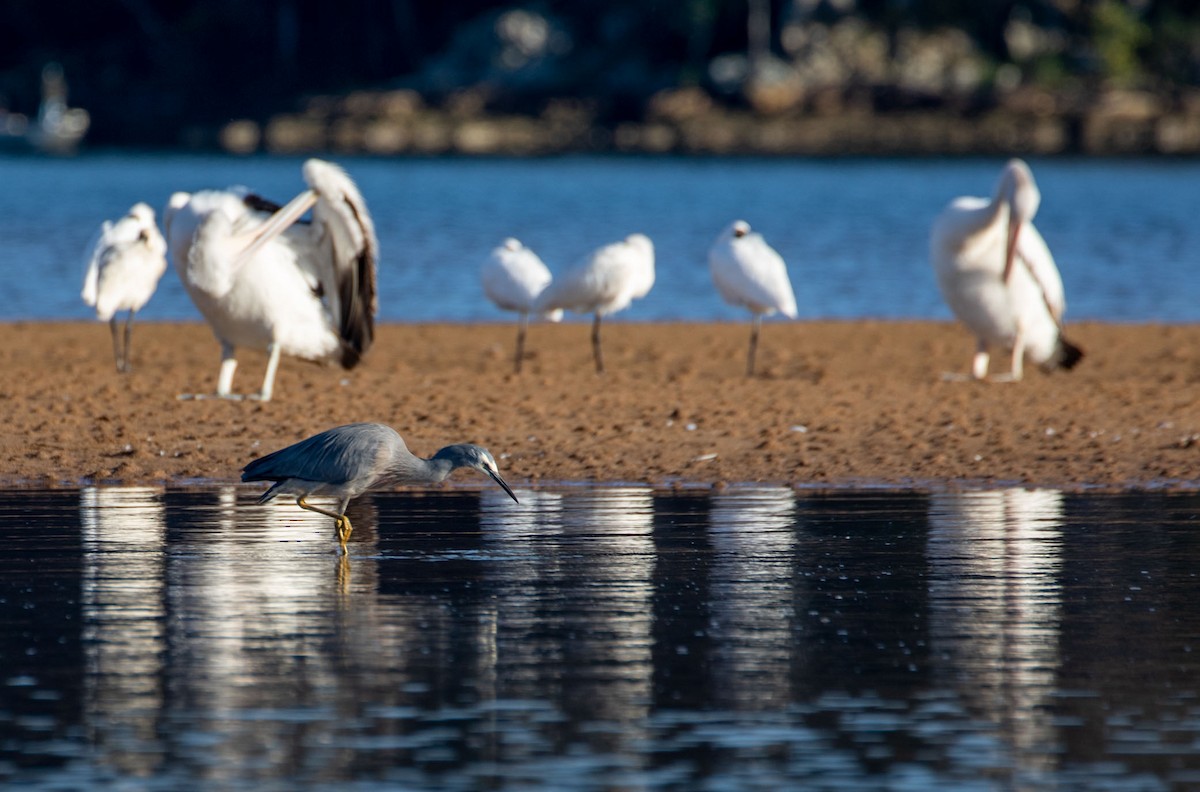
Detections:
[927, 487, 1065, 772]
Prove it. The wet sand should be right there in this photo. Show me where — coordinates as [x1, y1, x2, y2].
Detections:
[2, 320, 1197, 491]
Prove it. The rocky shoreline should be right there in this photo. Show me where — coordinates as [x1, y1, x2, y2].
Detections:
[210, 85, 1200, 158]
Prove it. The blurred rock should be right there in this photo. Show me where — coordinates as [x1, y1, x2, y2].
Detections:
[219, 120, 260, 154]
[646, 87, 713, 123]
[613, 122, 676, 153]
[264, 115, 325, 153]
[1082, 89, 1164, 154]
[1156, 114, 1200, 155]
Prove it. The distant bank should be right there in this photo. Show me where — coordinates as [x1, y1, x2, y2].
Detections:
[206, 87, 1200, 158]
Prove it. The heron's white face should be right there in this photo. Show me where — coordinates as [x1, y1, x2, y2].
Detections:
[478, 449, 500, 475]
[732, 220, 751, 238]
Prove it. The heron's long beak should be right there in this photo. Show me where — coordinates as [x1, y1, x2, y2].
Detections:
[486, 468, 519, 503]
[236, 188, 318, 265]
[1003, 216, 1021, 284]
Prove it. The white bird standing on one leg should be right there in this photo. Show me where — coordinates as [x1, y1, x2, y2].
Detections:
[81, 202, 168, 373]
[481, 237, 562, 373]
[533, 233, 655, 374]
[163, 158, 377, 401]
[930, 158, 1083, 381]
[709, 220, 797, 376]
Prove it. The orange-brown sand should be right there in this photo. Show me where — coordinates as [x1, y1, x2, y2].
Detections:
[1, 321, 1197, 491]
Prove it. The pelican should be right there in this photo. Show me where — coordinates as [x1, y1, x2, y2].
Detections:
[80, 202, 168, 373]
[163, 159, 377, 401]
[481, 237, 563, 373]
[533, 233, 655, 374]
[709, 220, 797, 376]
[930, 159, 1083, 381]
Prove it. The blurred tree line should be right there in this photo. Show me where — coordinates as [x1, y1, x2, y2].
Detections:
[1, 0, 1198, 146]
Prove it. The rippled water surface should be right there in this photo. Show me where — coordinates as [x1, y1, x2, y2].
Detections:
[2, 153, 1198, 322]
[3, 486, 1199, 789]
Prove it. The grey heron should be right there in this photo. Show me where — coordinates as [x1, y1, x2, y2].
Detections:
[81, 202, 168, 372]
[242, 422, 518, 550]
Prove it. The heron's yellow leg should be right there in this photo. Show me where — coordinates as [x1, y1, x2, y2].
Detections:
[296, 496, 341, 521]
[336, 515, 354, 547]
[296, 497, 353, 549]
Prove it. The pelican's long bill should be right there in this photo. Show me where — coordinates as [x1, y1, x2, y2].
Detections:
[1003, 215, 1021, 284]
[487, 467, 519, 503]
[236, 188, 319, 266]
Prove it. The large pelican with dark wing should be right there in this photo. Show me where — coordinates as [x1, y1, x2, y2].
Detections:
[930, 159, 1083, 381]
[163, 159, 377, 401]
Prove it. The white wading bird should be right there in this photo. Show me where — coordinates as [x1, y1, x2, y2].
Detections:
[481, 237, 562, 373]
[163, 159, 377, 401]
[930, 159, 1083, 381]
[709, 220, 797, 376]
[81, 202, 168, 373]
[533, 233, 654, 374]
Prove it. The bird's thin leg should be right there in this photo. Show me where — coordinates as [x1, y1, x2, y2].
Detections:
[514, 312, 529, 374]
[971, 340, 990, 380]
[1007, 328, 1026, 382]
[747, 314, 762, 377]
[178, 343, 241, 399]
[297, 495, 342, 521]
[252, 343, 281, 402]
[217, 343, 238, 396]
[334, 497, 353, 548]
[591, 313, 605, 374]
[297, 496, 353, 550]
[123, 310, 135, 372]
[108, 316, 125, 373]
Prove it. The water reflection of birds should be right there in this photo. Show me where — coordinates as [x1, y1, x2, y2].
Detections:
[553, 488, 655, 739]
[533, 233, 655, 374]
[709, 220, 798, 377]
[80, 203, 168, 373]
[242, 422, 518, 551]
[931, 159, 1083, 381]
[480, 487, 562, 539]
[162, 486, 396, 773]
[162, 158, 378, 401]
[708, 487, 798, 709]
[80, 486, 167, 775]
[927, 487, 1065, 771]
[481, 237, 563, 373]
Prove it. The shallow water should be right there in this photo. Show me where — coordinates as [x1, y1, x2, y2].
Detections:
[3, 485, 1200, 789]
[2, 153, 1198, 323]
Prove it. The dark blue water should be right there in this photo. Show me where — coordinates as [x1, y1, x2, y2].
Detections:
[2, 153, 1197, 323]
[3, 485, 1200, 789]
